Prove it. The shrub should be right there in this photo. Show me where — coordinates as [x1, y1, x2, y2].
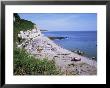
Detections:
[13, 13, 35, 46]
[14, 48, 60, 75]
[13, 14, 60, 75]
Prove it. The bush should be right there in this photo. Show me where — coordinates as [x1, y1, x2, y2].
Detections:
[13, 13, 35, 46]
[14, 48, 60, 75]
[13, 14, 60, 75]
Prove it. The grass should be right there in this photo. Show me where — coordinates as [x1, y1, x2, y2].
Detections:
[14, 48, 60, 75]
[13, 13, 60, 75]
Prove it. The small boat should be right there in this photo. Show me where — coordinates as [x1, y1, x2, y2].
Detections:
[71, 57, 81, 61]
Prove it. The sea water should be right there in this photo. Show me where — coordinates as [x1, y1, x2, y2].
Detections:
[42, 31, 97, 58]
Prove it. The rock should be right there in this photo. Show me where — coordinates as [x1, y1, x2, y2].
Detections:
[71, 57, 81, 61]
[17, 44, 22, 48]
[17, 26, 42, 49]
[68, 63, 74, 67]
[91, 57, 96, 60]
[72, 50, 84, 55]
[48, 37, 67, 40]
[57, 53, 70, 55]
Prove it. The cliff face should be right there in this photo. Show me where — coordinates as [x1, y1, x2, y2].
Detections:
[17, 25, 42, 48]
[18, 25, 41, 39]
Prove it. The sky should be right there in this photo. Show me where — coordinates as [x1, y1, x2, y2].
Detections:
[18, 13, 97, 31]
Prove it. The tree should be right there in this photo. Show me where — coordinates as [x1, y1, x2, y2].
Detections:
[14, 13, 21, 21]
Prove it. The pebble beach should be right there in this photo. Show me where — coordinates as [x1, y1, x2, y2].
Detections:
[17, 27, 97, 75]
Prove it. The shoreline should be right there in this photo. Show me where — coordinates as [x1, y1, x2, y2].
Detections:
[48, 37, 97, 61]
[43, 31, 97, 59]
[17, 29, 97, 75]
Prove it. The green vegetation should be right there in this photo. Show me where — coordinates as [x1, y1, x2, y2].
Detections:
[14, 13, 35, 45]
[14, 48, 59, 75]
[14, 13, 60, 75]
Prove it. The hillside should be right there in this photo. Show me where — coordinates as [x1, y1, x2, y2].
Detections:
[13, 13, 60, 75]
[14, 13, 35, 44]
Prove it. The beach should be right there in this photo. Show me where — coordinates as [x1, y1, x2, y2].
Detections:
[17, 28, 97, 75]
[43, 31, 97, 58]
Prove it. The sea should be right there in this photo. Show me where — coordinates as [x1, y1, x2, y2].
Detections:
[42, 31, 97, 59]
